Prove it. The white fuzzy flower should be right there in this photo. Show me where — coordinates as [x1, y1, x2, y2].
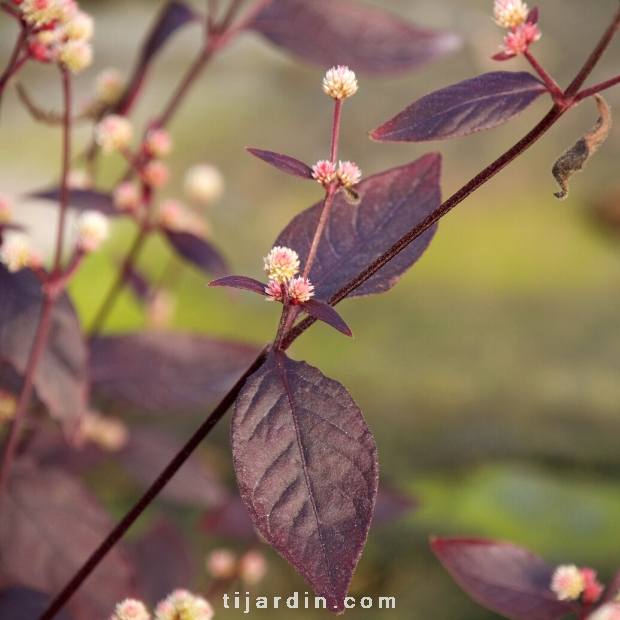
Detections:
[95, 68, 124, 105]
[263, 246, 300, 283]
[109, 598, 151, 620]
[155, 590, 213, 620]
[75, 210, 109, 253]
[322, 65, 358, 100]
[96, 115, 133, 153]
[493, 0, 529, 28]
[184, 164, 224, 207]
[0, 236, 36, 273]
[551, 564, 586, 601]
[59, 39, 93, 73]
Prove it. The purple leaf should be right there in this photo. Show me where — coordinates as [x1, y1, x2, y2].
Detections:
[232, 351, 378, 613]
[90, 332, 260, 412]
[246, 148, 314, 180]
[275, 154, 441, 301]
[164, 229, 228, 277]
[116, 1, 196, 114]
[124, 264, 152, 302]
[249, 0, 460, 76]
[29, 188, 118, 216]
[208, 275, 268, 296]
[0, 459, 139, 620]
[371, 485, 418, 528]
[133, 520, 194, 606]
[0, 266, 88, 428]
[431, 538, 574, 620]
[200, 494, 258, 541]
[371, 72, 548, 142]
[121, 427, 227, 507]
[0, 588, 74, 620]
[299, 299, 353, 337]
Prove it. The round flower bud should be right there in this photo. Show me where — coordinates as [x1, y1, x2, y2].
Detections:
[64, 10, 94, 41]
[75, 210, 109, 253]
[20, 0, 61, 27]
[143, 128, 172, 159]
[113, 182, 141, 213]
[493, 0, 529, 29]
[288, 276, 314, 303]
[141, 160, 169, 188]
[587, 603, 620, 620]
[263, 246, 300, 283]
[59, 39, 93, 73]
[581, 568, 604, 605]
[95, 68, 124, 105]
[337, 160, 361, 188]
[183, 164, 224, 207]
[265, 280, 284, 302]
[500, 22, 540, 57]
[206, 549, 237, 579]
[154, 590, 213, 620]
[0, 388, 18, 423]
[238, 550, 267, 585]
[322, 65, 358, 100]
[312, 160, 336, 186]
[109, 598, 151, 620]
[0, 236, 37, 273]
[551, 564, 586, 601]
[96, 115, 133, 153]
[0, 196, 13, 224]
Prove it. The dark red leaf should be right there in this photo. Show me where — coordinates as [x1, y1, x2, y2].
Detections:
[0, 266, 88, 428]
[299, 299, 352, 337]
[275, 154, 441, 301]
[370, 72, 548, 142]
[208, 275, 268, 296]
[232, 351, 378, 613]
[371, 485, 418, 528]
[249, 0, 460, 76]
[116, 1, 196, 114]
[0, 588, 74, 620]
[246, 148, 314, 180]
[164, 229, 228, 277]
[431, 538, 574, 620]
[121, 427, 227, 507]
[133, 520, 194, 606]
[527, 7, 539, 24]
[0, 459, 139, 620]
[90, 332, 260, 412]
[200, 494, 258, 541]
[29, 188, 117, 216]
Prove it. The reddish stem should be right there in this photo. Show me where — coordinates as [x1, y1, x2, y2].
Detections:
[524, 50, 564, 101]
[575, 73, 620, 102]
[301, 183, 337, 279]
[330, 99, 342, 163]
[0, 27, 27, 95]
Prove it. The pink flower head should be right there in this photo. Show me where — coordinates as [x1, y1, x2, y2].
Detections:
[239, 550, 268, 585]
[497, 21, 541, 58]
[312, 160, 336, 186]
[581, 568, 604, 605]
[551, 564, 586, 601]
[206, 549, 237, 579]
[288, 276, 314, 303]
[109, 598, 150, 620]
[265, 280, 284, 302]
[141, 160, 169, 188]
[263, 246, 300, 283]
[113, 181, 141, 212]
[337, 161, 361, 188]
[143, 128, 173, 159]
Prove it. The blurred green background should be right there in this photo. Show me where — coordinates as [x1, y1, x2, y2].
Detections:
[3, 0, 620, 618]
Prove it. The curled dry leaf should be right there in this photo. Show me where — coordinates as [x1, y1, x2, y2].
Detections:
[249, 0, 460, 75]
[276, 154, 442, 301]
[431, 537, 574, 620]
[90, 331, 260, 412]
[371, 72, 548, 142]
[232, 351, 378, 613]
[552, 94, 611, 200]
[0, 266, 88, 429]
[0, 459, 139, 620]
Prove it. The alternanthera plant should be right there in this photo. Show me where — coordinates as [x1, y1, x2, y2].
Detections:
[1, 0, 620, 618]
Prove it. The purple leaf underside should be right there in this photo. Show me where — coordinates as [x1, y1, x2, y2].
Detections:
[90, 332, 259, 412]
[28, 188, 117, 216]
[0, 588, 74, 620]
[249, 0, 460, 75]
[371, 71, 548, 142]
[208, 275, 268, 296]
[431, 538, 574, 620]
[164, 229, 228, 277]
[0, 459, 138, 620]
[0, 265, 88, 428]
[247, 148, 314, 180]
[121, 427, 227, 507]
[300, 299, 352, 337]
[275, 153, 442, 301]
[232, 351, 378, 613]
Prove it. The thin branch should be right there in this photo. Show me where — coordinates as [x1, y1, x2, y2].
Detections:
[524, 50, 564, 101]
[575, 73, 620, 102]
[0, 27, 27, 94]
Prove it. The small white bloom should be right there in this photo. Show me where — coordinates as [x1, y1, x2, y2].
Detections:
[75, 210, 109, 253]
[96, 115, 133, 153]
[183, 164, 224, 207]
[493, 0, 529, 28]
[322, 65, 358, 100]
[551, 564, 586, 601]
[263, 246, 300, 283]
[59, 39, 93, 73]
[0, 236, 35, 273]
[587, 603, 620, 620]
[95, 68, 124, 105]
[155, 590, 213, 620]
[64, 10, 94, 41]
[109, 598, 151, 620]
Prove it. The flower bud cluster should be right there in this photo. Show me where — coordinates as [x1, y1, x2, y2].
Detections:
[19, 0, 94, 73]
[492, 0, 540, 60]
[312, 160, 361, 188]
[551, 564, 604, 604]
[263, 247, 314, 304]
[206, 548, 268, 584]
[109, 591, 213, 620]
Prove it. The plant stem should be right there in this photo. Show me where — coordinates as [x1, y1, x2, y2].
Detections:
[524, 50, 564, 101]
[88, 226, 149, 336]
[574, 73, 620, 102]
[330, 99, 342, 163]
[301, 183, 336, 279]
[273, 299, 292, 350]
[37, 348, 268, 620]
[0, 295, 55, 505]
[0, 27, 27, 95]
